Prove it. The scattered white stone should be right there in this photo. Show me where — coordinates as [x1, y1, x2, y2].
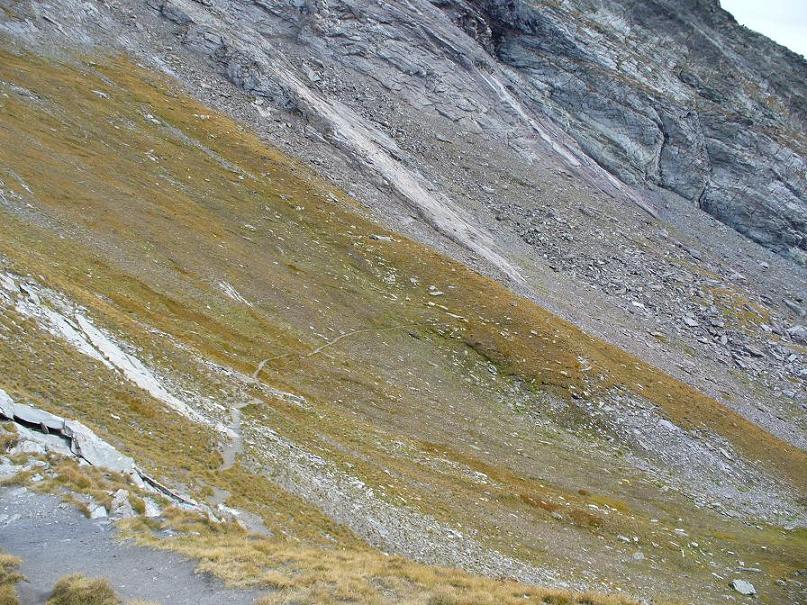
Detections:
[682, 315, 699, 327]
[730, 579, 756, 596]
[218, 281, 253, 307]
[90, 504, 108, 519]
[144, 498, 162, 518]
[787, 324, 807, 345]
[110, 489, 135, 518]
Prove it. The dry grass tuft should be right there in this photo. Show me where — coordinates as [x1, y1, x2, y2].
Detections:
[46, 574, 119, 605]
[0, 423, 18, 453]
[568, 509, 603, 529]
[28, 457, 146, 515]
[0, 552, 23, 605]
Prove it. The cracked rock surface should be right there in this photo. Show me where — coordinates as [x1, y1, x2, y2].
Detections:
[460, 0, 807, 264]
[136, 0, 807, 263]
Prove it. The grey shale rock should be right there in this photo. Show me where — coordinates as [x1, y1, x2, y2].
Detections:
[144, 497, 162, 518]
[89, 503, 109, 520]
[787, 325, 807, 345]
[0, 389, 136, 473]
[456, 0, 807, 264]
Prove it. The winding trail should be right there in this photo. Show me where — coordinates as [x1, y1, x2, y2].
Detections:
[252, 321, 432, 380]
[220, 400, 252, 471]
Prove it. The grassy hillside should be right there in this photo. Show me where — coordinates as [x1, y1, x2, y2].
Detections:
[0, 46, 804, 603]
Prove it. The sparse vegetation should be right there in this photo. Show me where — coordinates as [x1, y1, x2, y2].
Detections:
[0, 423, 18, 453]
[0, 552, 23, 605]
[23, 457, 145, 515]
[121, 508, 637, 605]
[0, 45, 804, 605]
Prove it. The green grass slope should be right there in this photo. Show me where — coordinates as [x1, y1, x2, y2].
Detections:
[0, 47, 804, 603]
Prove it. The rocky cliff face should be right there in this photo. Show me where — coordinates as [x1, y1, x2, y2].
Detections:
[450, 0, 807, 263]
[24, 0, 800, 264]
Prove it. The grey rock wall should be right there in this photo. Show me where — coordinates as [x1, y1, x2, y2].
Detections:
[452, 0, 807, 263]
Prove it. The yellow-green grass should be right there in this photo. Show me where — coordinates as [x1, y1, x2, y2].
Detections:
[120, 508, 639, 605]
[0, 44, 804, 604]
[0, 48, 802, 492]
[0, 551, 22, 605]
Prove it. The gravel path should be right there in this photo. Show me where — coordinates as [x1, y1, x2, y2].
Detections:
[0, 487, 261, 605]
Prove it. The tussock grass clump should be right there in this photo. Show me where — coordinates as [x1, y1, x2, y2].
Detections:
[0, 552, 23, 605]
[568, 509, 603, 529]
[46, 574, 119, 605]
[0, 423, 18, 453]
[29, 457, 145, 515]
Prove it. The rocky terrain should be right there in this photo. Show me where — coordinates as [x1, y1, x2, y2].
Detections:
[0, 1, 805, 604]
[463, 0, 807, 263]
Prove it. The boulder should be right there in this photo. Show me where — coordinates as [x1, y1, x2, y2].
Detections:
[0, 391, 135, 474]
[64, 420, 135, 474]
[110, 489, 135, 518]
[89, 504, 108, 519]
[730, 579, 756, 596]
[15, 425, 72, 457]
[787, 325, 807, 345]
[0, 459, 21, 481]
[0, 391, 65, 433]
[682, 315, 699, 328]
[144, 498, 162, 518]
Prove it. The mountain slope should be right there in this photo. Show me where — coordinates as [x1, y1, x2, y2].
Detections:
[0, 1, 806, 604]
[0, 44, 805, 604]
